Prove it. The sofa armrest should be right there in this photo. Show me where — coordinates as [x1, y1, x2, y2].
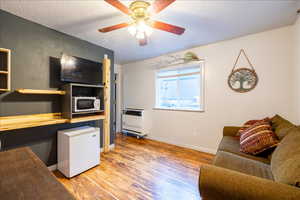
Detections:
[223, 126, 241, 137]
[199, 164, 300, 200]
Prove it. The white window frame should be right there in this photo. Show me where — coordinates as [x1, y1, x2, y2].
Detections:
[154, 61, 205, 112]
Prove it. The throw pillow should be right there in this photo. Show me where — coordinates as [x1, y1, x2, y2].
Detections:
[236, 117, 270, 137]
[240, 121, 279, 155]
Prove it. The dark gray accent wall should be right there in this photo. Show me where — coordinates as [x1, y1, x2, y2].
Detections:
[0, 10, 115, 166]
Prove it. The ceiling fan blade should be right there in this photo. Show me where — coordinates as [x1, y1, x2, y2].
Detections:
[139, 35, 148, 46]
[104, 0, 131, 15]
[99, 22, 130, 33]
[151, 21, 185, 35]
[152, 0, 176, 13]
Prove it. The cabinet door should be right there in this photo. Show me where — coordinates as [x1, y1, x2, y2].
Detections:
[69, 131, 100, 177]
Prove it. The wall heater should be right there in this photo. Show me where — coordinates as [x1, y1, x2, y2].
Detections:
[122, 108, 146, 138]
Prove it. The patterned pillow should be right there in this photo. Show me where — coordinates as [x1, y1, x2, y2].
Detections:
[237, 117, 270, 137]
[240, 121, 279, 155]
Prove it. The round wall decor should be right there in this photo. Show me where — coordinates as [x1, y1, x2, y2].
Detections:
[228, 49, 258, 93]
[228, 68, 258, 93]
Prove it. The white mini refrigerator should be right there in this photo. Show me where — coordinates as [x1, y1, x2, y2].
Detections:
[57, 126, 100, 178]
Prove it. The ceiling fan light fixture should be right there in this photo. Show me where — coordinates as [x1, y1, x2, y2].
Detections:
[137, 21, 153, 36]
[127, 20, 153, 39]
[128, 25, 137, 36]
[145, 27, 153, 36]
[136, 31, 145, 40]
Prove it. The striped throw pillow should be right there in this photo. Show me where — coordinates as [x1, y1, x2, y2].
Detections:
[240, 121, 279, 155]
[237, 117, 270, 137]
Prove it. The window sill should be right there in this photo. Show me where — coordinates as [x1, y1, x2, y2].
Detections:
[153, 107, 204, 113]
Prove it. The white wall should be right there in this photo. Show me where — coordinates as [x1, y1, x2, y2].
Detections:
[122, 26, 295, 154]
[293, 16, 300, 123]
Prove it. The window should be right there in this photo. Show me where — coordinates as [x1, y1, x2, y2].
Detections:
[155, 62, 204, 111]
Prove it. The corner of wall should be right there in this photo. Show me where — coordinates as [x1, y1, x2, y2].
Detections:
[293, 14, 300, 123]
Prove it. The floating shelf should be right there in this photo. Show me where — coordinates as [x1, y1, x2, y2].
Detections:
[69, 115, 105, 124]
[16, 89, 66, 95]
[0, 113, 68, 132]
[0, 113, 105, 132]
[0, 71, 8, 74]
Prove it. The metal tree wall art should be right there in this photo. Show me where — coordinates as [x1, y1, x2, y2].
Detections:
[228, 49, 258, 93]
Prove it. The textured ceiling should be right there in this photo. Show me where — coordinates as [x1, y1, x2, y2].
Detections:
[0, 0, 299, 64]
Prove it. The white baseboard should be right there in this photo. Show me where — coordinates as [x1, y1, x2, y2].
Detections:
[47, 144, 115, 171]
[146, 135, 217, 155]
[48, 164, 58, 171]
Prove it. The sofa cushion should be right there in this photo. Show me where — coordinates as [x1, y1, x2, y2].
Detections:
[237, 117, 270, 137]
[240, 121, 278, 155]
[213, 151, 274, 180]
[271, 115, 297, 140]
[218, 136, 270, 164]
[271, 128, 300, 186]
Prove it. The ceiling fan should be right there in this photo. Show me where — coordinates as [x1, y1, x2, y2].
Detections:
[99, 0, 185, 46]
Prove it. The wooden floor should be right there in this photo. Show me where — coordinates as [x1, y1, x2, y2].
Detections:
[54, 134, 214, 200]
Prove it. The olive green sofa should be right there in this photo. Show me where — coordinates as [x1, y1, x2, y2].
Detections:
[199, 115, 300, 200]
